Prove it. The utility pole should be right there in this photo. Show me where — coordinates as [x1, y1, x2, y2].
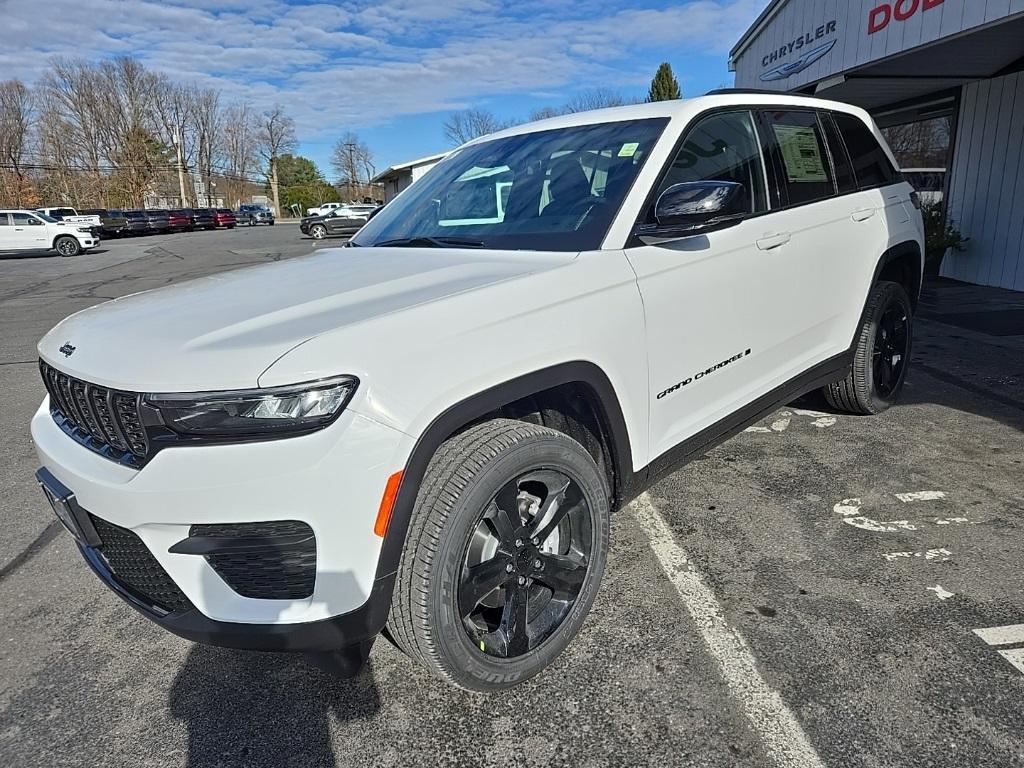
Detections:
[174, 128, 189, 207]
[345, 142, 357, 201]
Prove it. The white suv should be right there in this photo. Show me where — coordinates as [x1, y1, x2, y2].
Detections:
[31, 93, 923, 690]
[1, 210, 98, 257]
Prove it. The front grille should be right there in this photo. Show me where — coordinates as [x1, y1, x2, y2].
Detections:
[190, 521, 317, 600]
[90, 515, 194, 614]
[40, 360, 149, 466]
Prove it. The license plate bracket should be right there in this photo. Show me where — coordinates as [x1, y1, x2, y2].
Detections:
[36, 468, 101, 548]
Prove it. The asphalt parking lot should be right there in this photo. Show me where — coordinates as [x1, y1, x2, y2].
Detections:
[1, 227, 1022, 768]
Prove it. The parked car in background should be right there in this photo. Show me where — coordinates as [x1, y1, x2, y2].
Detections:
[35, 207, 102, 231]
[0, 209, 98, 256]
[80, 209, 129, 238]
[306, 202, 342, 217]
[213, 209, 236, 228]
[238, 204, 275, 226]
[190, 208, 216, 230]
[119, 210, 151, 235]
[300, 205, 379, 239]
[144, 209, 171, 233]
[902, 168, 946, 205]
[168, 209, 193, 232]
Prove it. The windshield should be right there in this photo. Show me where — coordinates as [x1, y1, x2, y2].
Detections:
[352, 118, 668, 251]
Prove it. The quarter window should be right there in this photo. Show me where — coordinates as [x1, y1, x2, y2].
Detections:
[822, 113, 857, 195]
[761, 110, 835, 206]
[833, 112, 899, 190]
[654, 111, 768, 217]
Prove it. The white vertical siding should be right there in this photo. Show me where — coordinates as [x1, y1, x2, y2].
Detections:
[942, 72, 1024, 290]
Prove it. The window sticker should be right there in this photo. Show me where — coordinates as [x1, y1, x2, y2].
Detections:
[618, 142, 640, 157]
[772, 125, 828, 183]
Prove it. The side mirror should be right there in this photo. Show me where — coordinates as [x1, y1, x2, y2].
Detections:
[640, 180, 747, 239]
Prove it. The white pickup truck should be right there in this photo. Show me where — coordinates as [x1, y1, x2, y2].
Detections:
[1, 210, 98, 256]
[35, 207, 102, 229]
[305, 202, 343, 217]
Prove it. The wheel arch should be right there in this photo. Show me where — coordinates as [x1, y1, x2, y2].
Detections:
[876, 240, 923, 309]
[374, 361, 635, 584]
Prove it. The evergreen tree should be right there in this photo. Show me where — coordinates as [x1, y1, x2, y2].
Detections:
[647, 62, 682, 102]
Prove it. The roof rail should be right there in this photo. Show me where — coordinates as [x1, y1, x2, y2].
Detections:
[705, 87, 820, 97]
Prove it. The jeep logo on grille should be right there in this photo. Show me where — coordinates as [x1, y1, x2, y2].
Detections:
[59, 342, 76, 357]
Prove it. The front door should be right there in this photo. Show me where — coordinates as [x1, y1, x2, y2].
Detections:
[625, 109, 836, 462]
[10, 212, 49, 249]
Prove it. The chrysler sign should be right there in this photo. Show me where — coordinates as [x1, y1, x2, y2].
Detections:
[760, 20, 838, 81]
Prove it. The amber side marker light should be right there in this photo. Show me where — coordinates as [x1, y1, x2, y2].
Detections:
[374, 471, 404, 537]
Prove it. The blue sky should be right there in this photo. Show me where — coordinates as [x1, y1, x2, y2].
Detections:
[1, 0, 765, 178]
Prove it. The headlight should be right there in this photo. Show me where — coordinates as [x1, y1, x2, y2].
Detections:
[145, 376, 358, 438]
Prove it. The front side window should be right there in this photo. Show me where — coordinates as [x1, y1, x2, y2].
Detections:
[352, 118, 669, 251]
[653, 110, 768, 218]
[761, 110, 835, 207]
[13, 212, 45, 225]
[833, 112, 899, 190]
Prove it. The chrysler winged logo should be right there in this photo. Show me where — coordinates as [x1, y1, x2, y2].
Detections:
[59, 342, 76, 357]
[760, 40, 836, 82]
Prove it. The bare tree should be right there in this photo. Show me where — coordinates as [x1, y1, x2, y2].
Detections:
[193, 87, 223, 205]
[219, 102, 257, 207]
[530, 88, 632, 121]
[0, 80, 35, 207]
[256, 104, 296, 216]
[330, 131, 375, 201]
[442, 108, 512, 145]
[154, 81, 198, 206]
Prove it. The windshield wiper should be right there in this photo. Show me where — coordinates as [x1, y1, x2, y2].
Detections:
[372, 236, 485, 249]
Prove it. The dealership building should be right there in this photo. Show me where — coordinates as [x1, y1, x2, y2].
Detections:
[730, 0, 1024, 291]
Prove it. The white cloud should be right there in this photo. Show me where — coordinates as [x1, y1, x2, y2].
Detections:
[3, 0, 762, 141]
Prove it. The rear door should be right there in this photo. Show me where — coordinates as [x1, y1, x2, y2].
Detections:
[752, 108, 880, 359]
[625, 109, 815, 460]
[0, 213, 13, 250]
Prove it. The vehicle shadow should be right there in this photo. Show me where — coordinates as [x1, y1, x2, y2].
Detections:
[169, 644, 381, 767]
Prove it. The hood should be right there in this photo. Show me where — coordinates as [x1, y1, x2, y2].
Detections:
[38, 246, 575, 392]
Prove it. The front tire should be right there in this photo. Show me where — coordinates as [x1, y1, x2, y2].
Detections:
[387, 419, 610, 691]
[310, 224, 327, 239]
[54, 236, 81, 257]
[824, 280, 913, 415]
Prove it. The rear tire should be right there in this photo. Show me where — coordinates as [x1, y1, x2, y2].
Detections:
[387, 419, 610, 691]
[823, 280, 913, 415]
[54, 236, 81, 257]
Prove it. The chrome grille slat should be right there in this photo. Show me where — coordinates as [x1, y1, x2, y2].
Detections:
[40, 360, 148, 465]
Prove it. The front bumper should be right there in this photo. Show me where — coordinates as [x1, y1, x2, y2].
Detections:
[32, 400, 414, 650]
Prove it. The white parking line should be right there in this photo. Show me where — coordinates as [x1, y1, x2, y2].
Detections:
[997, 649, 1024, 676]
[973, 624, 1024, 646]
[894, 491, 947, 503]
[632, 493, 826, 768]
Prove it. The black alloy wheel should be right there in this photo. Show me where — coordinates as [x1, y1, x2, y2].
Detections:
[873, 303, 909, 398]
[458, 469, 593, 659]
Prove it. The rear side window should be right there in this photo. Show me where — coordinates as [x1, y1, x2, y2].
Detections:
[760, 110, 835, 207]
[833, 112, 899, 190]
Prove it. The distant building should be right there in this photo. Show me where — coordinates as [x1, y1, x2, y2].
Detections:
[730, 0, 1024, 292]
[372, 152, 448, 202]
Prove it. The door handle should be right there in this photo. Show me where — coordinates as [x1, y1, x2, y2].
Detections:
[756, 232, 791, 251]
[851, 208, 877, 222]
